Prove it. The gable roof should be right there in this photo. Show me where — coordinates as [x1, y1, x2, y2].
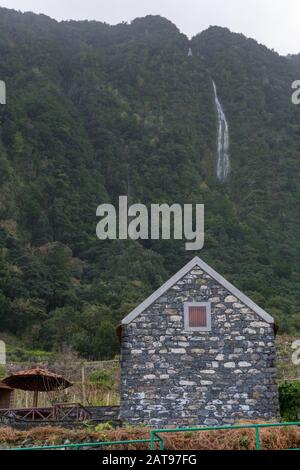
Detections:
[121, 256, 274, 325]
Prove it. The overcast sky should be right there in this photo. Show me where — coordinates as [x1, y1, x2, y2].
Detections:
[0, 0, 299, 55]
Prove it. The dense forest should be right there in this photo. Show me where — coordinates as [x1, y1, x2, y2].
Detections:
[0, 8, 299, 359]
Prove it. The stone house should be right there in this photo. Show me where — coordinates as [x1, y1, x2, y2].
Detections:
[119, 256, 279, 427]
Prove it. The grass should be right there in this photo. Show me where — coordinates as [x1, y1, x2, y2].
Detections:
[6, 346, 55, 363]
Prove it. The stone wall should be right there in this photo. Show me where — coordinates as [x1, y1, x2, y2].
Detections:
[120, 266, 279, 427]
[87, 405, 120, 423]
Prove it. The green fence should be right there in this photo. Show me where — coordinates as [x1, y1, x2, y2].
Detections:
[149, 421, 300, 450]
[2, 421, 300, 451]
[3, 437, 163, 451]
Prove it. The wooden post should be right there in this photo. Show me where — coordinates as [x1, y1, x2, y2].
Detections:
[33, 390, 38, 407]
[81, 364, 86, 406]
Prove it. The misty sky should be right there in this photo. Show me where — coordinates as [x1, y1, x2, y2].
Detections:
[0, 0, 299, 55]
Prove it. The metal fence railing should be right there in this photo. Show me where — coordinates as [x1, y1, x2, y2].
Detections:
[150, 421, 300, 450]
[3, 437, 163, 451]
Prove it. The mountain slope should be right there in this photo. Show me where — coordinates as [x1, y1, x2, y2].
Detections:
[0, 9, 299, 358]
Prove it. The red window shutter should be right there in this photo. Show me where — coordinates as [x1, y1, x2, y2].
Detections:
[188, 306, 207, 327]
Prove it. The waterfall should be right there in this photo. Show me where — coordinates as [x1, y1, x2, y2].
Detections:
[0, 80, 6, 105]
[212, 80, 230, 182]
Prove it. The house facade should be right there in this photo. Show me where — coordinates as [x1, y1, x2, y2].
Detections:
[119, 257, 279, 427]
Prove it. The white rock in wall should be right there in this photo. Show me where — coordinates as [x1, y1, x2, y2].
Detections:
[248, 369, 260, 375]
[131, 349, 143, 355]
[233, 302, 244, 309]
[225, 295, 237, 303]
[171, 348, 186, 354]
[243, 328, 256, 334]
[170, 316, 182, 322]
[222, 405, 232, 410]
[224, 362, 236, 368]
[179, 380, 196, 386]
[240, 405, 250, 411]
[250, 322, 268, 328]
[217, 315, 226, 322]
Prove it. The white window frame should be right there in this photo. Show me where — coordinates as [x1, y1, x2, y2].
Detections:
[184, 301, 211, 332]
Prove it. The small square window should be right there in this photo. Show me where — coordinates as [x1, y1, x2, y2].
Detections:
[184, 302, 211, 331]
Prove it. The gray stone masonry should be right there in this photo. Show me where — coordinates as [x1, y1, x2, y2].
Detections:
[119, 266, 279, 427]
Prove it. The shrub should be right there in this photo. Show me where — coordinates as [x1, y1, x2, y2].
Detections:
[279, 381, 300, 421]
[89, 369, 113, 389]
[95, 422, 114, 432]
[0, 364, 6, 380]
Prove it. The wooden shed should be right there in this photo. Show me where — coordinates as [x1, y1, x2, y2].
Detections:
[0, 381, 14, 409]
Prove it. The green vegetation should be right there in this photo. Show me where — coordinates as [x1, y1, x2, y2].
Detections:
[276, 336, 300, 381]
[279, 381, 300, 421]
[0, 364, 6, 380]
[0, 9, 299, 359]
[89, 369, 114, 389]
[5, 346, 55, 363]
[94, 422, 114, 433]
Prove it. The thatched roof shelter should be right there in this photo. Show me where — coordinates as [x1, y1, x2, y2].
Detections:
[0, 381, 12, 390]
[2, 367, 72, 407]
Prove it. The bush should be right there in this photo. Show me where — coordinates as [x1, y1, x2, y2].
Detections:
[279, 381, 300, 421]
[89, 369, 113, 389]
[94, 422, 114, 432]
[0, 364, 6, 380]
